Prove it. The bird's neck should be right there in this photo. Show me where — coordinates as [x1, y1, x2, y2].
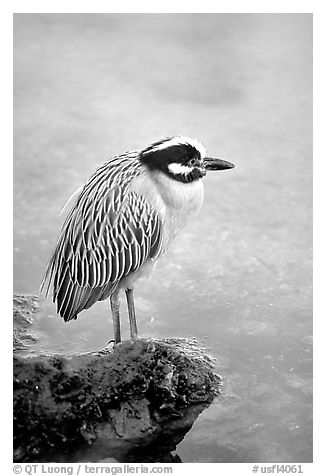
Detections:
[149, 169, 205, 214]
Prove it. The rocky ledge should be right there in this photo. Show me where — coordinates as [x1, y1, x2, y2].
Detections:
[13, 294, 222, 463]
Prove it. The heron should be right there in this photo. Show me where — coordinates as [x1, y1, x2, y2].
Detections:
[42, 136, 234, 343]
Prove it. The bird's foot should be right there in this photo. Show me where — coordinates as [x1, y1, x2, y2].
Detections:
[102, 339, 119, 350]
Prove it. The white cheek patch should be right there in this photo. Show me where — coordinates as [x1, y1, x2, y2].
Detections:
[168, 163, 194, 176]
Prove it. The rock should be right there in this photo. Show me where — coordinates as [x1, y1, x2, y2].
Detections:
[13, 294, 39, 351]
[13, 294, 222, 462]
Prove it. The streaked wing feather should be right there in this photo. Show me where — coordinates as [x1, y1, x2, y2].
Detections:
[42, 152, 163, 322]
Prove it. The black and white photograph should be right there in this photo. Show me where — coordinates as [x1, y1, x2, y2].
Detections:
[12, 9, 313, 471]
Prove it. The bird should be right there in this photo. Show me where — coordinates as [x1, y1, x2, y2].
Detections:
[42, 136, 234, 343]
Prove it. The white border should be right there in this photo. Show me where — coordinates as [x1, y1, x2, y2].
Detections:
[4, 2, 322, 474]
[8, 1, 316, 14]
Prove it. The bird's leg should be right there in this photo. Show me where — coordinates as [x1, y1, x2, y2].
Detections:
[125, 287, 138, 340]
[110, 289, 121, 344]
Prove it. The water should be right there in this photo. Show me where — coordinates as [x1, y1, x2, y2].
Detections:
[13, 14, 312, 462]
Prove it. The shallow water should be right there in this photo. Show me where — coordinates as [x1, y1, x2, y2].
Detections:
[14, 13, 312, 462]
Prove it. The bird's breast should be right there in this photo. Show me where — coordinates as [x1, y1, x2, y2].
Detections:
[159, 175, 204, 237]
[120, 170, 204, 291]
[130, 169, 204, 248]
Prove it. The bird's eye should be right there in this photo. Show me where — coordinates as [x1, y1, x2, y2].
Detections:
[188, 158, 197, 166]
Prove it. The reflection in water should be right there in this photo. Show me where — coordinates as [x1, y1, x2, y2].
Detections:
[14, 14, 312, 462]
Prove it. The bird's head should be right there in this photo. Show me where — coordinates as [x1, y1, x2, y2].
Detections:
[139, 136, 234, 183]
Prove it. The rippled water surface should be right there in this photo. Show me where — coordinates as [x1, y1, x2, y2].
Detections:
[14, 14, 312, 462]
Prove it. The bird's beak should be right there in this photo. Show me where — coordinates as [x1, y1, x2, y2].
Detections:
[204, 157, 235, 171]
